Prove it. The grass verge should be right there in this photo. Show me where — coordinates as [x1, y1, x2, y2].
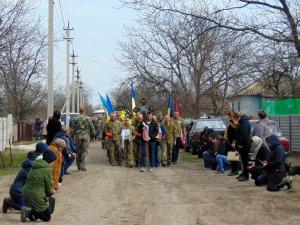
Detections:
[0, 150, 27, 177]
[180, 152, 201, 162]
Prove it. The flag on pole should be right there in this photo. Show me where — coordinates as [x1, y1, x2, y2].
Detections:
[99, 93, 109, 120]
[106, 94, 115, 115]
[167, 96, 174, 117]
[131, 82, 136, 111]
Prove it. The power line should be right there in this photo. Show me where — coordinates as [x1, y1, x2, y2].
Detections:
[58, 0, 66, 27]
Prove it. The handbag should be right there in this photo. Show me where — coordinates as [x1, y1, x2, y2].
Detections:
[227, 151, 240, 161]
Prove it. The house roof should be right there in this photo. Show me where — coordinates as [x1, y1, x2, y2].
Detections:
[234, 76, 300, 98]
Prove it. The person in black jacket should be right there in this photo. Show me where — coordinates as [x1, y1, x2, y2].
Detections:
[143, 111, 159, 172]
[233, 112, 251, 182]
[46, 111, 62, 145]
[257, 135, 292, 191]
[248, 136, 270, 183]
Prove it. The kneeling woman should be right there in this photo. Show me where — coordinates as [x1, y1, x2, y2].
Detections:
[21, 150, 57, 222]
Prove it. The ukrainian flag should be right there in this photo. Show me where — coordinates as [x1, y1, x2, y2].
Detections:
[131, 82, 136, 111]
[106, 94, 115, 115]
[167, 96, 174, 117]
[99, 93, 109, 120]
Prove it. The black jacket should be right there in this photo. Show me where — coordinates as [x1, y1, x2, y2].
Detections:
[265, 135, 286, 176]
[255, 143, 270, 166]
[236, 115, 251, 150]
[46, 118, 62, 145]
[147, 120, 159, 141]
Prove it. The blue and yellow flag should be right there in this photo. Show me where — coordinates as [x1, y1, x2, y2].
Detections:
[106, 94, 115, 115]
[99, 93, 109, 120]
[131, 82, 136, 111]
[167, 96, 174, 117]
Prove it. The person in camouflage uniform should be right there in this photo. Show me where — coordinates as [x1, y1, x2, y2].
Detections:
[104, 112, 122, 166]
[172, 111, 185, 164]
[132, 113, 144, 167]
[70, 108, 96, 171]
[121, 117, 136, 167]
[161, 115, 174, 166]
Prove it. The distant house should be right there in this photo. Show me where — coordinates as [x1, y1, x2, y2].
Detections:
[229, 77, 300, 117]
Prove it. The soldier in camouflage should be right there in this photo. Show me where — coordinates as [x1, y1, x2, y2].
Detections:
[104, 112, 122, 166]
[121, 117, 136, 167]
[132, 113, 144, 167]
[161, 115, 174, 166]
[70, 108, 96, 171]
[172, 111, 185, 164]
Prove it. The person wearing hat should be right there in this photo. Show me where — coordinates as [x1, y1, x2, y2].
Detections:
[21, 150, 56, 222]
[2, 151, 39, 214]
[121, 117, 136, 167]
[48, 138, 66, 191]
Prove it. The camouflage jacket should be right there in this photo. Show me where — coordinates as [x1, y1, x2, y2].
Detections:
[162, 120, 174, 144]
[172, 118, 185, 140]
[104, 120, 122, 142]
[71, 115, 96, 141]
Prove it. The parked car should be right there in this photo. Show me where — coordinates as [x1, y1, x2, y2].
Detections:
[188, 118, 227, 155]
[250, 119, 290, 153]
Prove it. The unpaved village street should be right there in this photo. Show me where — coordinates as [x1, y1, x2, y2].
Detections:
[1, 143, 300, 225]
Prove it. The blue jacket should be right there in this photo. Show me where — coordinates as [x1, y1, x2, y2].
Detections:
[9, 159, 32, 202]
[266, 135, 286, 176]
[53, 130, 77, 153]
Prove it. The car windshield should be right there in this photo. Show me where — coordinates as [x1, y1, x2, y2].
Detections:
[195, 120, 226, 130]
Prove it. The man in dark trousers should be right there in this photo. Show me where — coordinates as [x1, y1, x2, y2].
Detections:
[46, 111, 62, 145]
[233, 112, 251, 182]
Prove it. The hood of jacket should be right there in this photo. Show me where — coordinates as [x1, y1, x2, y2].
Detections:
[22, 159, 33, 169]
[266, 134, 281, 150]
[31, 159, 49, 170]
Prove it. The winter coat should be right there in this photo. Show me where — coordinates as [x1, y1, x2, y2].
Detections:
[48, 144, 63, 191]
[254, 143, 270, 166]
[53, 130, 77, 153]
[146, 120, 159, 141]
[265, 135, 286, 176]
[46, 118, 62, 145]
[253, 118, 272, 141]
[22, 160, 54, 213]
[9, 159, 33, 203]
[235, 115, 251, 151]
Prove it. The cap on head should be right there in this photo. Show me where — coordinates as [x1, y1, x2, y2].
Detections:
[35, 142, 48, 154]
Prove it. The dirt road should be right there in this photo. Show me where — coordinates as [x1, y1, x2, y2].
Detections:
[1, 143, 300, 225]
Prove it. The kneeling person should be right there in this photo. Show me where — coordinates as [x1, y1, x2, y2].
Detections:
[21, 150, 56, 222]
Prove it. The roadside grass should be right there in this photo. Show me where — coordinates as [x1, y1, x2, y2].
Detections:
[0, 150, 27, 177]
[180, 152, 201, 163]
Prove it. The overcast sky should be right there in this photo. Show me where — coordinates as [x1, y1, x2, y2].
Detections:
[35, 0, 137, 106]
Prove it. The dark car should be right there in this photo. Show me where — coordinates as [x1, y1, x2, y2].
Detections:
[250, 119, 290, 153]
[188, 118, 227, 155]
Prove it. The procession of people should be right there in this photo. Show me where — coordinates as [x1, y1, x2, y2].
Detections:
[1, 97, 294, 223]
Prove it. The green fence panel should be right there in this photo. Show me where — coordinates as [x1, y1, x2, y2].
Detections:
[261, 98, 300, 116]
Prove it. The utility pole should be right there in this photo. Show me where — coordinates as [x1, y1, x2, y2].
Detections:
[70, 50, 77, 113]
[47, 0, 54, 117]
[64, 22, 73, 129]
[76, 67, 80, 113]
[79, 81, 84, 108]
